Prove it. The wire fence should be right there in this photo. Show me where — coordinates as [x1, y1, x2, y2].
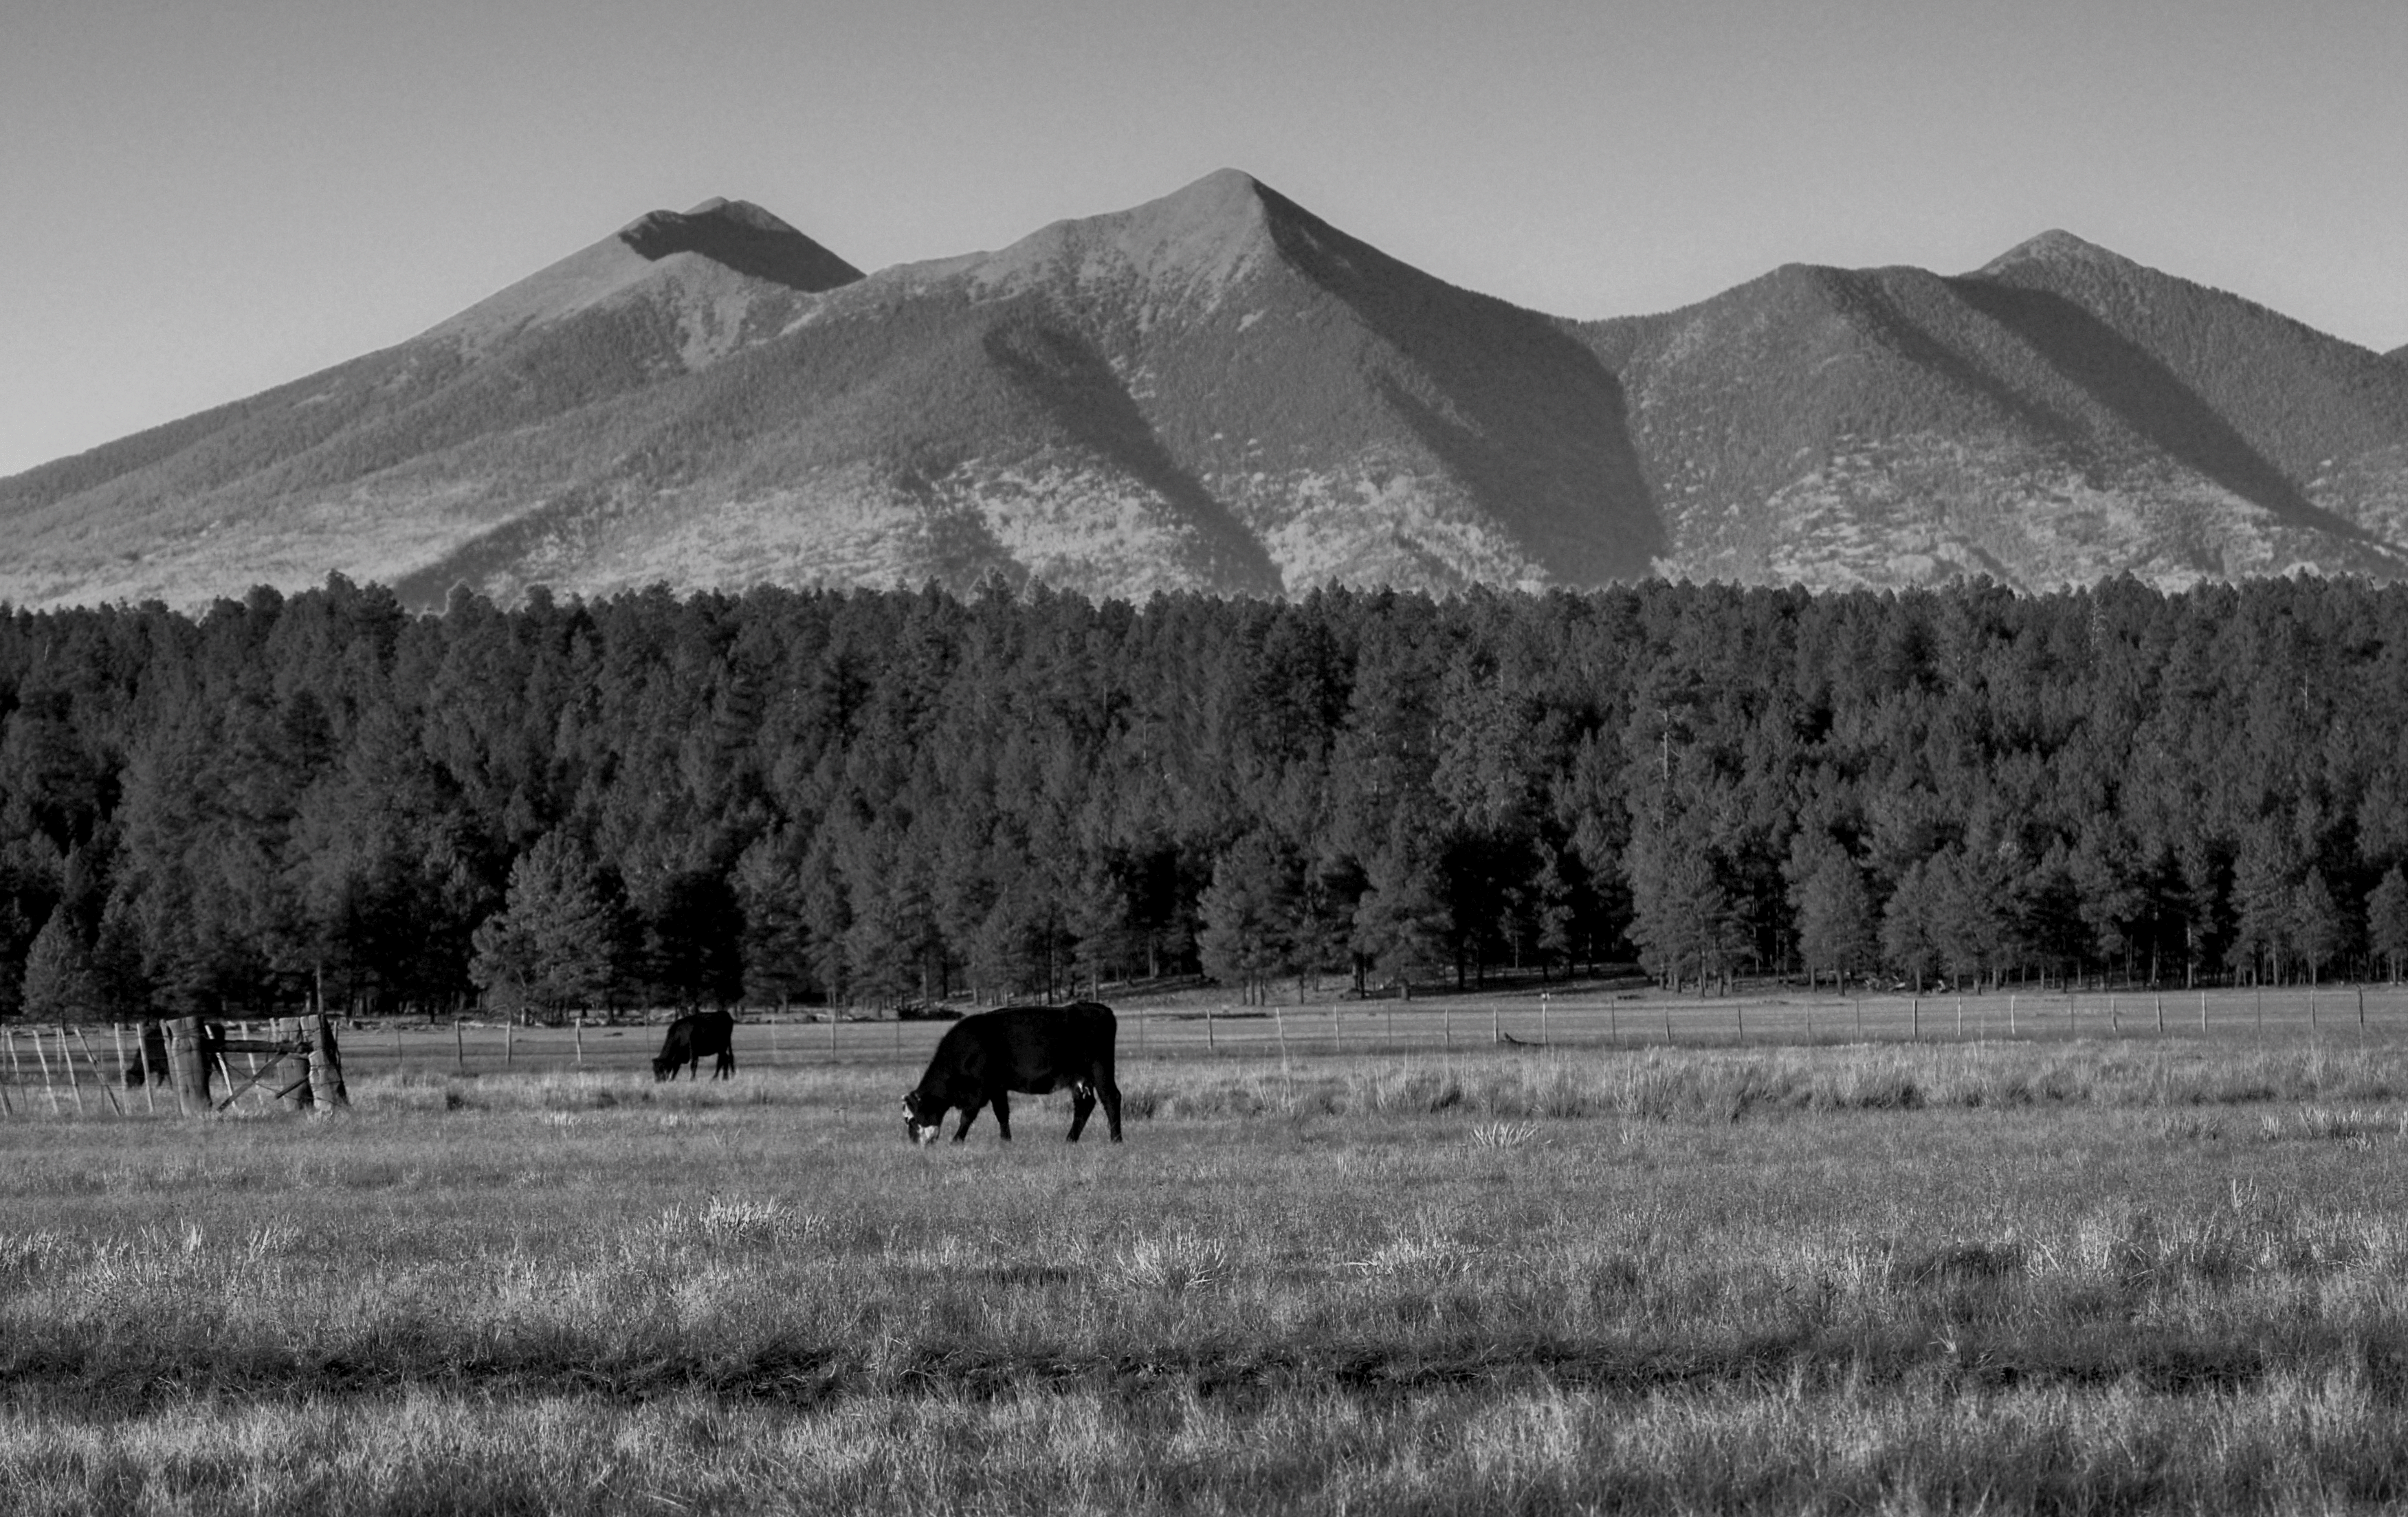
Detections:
[6, 984, 2407, 1117]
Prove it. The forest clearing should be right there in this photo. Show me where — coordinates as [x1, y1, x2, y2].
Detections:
[8, 1014, 2408, 1512]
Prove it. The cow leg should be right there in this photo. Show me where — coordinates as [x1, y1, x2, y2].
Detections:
[1068, 1084, 1095, 1142]
[991, 1091, 1012, 1141]
[1099, 1076, 1123, 1142]
[715, 1050, 734, 1080]
[953, 1103, 980, 1142]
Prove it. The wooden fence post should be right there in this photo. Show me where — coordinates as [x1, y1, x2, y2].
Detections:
[1912, 997, 1921, 1041]
[2009, 994, 2017, 1037]
[171, 1017, 212, 1111]
[455, 1020, 465, 1071]
[63, 1028, 89, 1116]
[306, 1013, 349, 1110]
[1204, 1003, 1217, 1054]
[238, 1020, 263, 1105]
[2200, 991, 2209, 1035]
[164, 1023, 189, 1115]
[275, 1018, 311, 1113]
[575, 1015, 584, 1070]
[34, 1030, 60, 1116]
[505, 1016, 515, 1066]
[72, 1028, 124, 1116]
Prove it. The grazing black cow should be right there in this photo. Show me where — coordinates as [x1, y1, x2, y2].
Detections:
[653, 1010, 736, 1081]
[903, 1001, 1122, 1144]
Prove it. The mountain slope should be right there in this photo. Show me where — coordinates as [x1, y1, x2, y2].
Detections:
[5, 180, 2406, 608]
[0, 200, 862, 607]
[1577, 232, 2408, 588]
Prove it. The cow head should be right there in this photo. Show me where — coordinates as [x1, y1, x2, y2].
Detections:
[652, 1054, 676, 1081]
[901, 1089, 942, 1145]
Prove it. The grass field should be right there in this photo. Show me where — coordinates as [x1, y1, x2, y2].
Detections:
[10, 993, 2408, 1512]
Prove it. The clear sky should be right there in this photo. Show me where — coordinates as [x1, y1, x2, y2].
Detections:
[5, 0, 2403, 478]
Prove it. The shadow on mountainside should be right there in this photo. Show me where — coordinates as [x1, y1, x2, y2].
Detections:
[1259, 192, 1664, 584]
[1835, 273, 2089, 453]
[619, 210, 863, 294]
[1949, 278, 2400, 555]
[387, 485, 610, 610]
[981, 313, 1287, 597]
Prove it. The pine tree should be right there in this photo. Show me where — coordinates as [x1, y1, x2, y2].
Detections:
[1790, 848, 1875, 989]
[1064, 858, 1129, 999]
[2368, 866, 2408, 984]
[20, 907, 99, 1022]
[89, 889, 151, 1020]
[733, 837, 814, 1008]
[2228, 843, 2295, 984]
[469, 832, 615, 1020]
[1626, 825, 1730, 993]
[1529, 845, 1576, 980]
[1349, 824, 1452, 999]
[1880, 859, 1941, 992]
[2290, 873, 2345, 986]
[1196, 830, 1294, 1004]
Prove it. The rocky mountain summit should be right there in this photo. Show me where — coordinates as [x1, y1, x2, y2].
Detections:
[6, 175, 2406, 608]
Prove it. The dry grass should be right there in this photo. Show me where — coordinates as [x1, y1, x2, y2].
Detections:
[8, 1039, 2408, 1512]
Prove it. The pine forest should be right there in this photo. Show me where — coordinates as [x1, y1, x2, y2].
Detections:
[3, 572, 2407, 1023]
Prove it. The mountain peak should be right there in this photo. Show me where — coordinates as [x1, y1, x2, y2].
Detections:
[617, 199, 862, 292]
[674, 197, 803, 235]
[969, 168, 1283, 299]
[1974, 228, 2139, 278]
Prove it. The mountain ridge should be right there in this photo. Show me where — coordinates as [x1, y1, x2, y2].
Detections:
[5, 174, 2405, 608]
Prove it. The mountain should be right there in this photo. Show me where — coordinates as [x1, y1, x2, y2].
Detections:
[1578, 230, 2408, 588]
[0, 199, 863, 608]
[5, 177, 2407, 608]
[383, 169, 1659, 604]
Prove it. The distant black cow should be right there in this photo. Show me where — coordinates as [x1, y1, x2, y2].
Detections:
[903, 1001, 1122, 1144]
[653, 1010, 736, 1081]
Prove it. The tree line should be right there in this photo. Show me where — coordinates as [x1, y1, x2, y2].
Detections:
[3, 572, 2407, 1023]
